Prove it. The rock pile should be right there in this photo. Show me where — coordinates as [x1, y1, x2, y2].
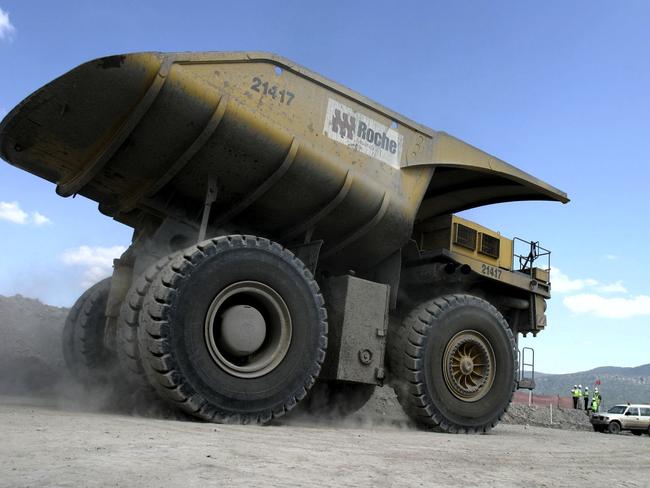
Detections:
[501, 403, 592, 431]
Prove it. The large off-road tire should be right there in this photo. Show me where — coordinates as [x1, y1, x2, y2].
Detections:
[388, 294, 516, 434]
[298, 380, 376, 418]
[116, 255, 177, 389]
[138, 235, 328, 424]
[62, 278, 112, 383]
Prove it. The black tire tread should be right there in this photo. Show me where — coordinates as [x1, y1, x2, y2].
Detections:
[116, 255, 176, 388]
[137, 235, 328, 424]
[388, 294, 516, 434]
[61, 278, 111, 383]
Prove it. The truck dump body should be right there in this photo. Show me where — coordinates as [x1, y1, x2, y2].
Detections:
[0, 51, 568, 272]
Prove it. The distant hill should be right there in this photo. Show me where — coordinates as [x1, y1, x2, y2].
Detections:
[532, 365, 650, 409]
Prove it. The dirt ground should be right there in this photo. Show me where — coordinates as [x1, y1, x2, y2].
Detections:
[1, 396, 648, 488]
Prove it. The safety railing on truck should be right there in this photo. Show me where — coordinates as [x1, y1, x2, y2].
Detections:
[512, 238, 551, 281]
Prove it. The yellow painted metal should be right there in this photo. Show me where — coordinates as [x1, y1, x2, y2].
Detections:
[0, 52, 568, 272]
[452, 215, 513, 269]
[417, 214, 514, 270]
[441, 249, 551, 299]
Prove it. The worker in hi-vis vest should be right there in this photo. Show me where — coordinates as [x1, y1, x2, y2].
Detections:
[572, 385, 580, 409]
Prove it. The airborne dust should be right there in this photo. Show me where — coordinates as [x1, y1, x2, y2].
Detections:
[0, 293, 417, 430]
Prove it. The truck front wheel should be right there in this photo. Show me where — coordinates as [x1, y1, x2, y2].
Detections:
[388, 294, 516, 433]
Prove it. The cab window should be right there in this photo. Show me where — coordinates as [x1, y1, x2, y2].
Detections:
[626, 407, 639, 416]
[640, 407, 650, 416]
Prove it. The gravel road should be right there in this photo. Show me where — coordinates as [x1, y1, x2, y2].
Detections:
[1, 396, 648, 488]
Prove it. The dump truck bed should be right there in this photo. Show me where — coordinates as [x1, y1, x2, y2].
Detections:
[0, 51, 567, 271]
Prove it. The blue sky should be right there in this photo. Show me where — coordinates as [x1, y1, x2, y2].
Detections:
[0, 1, 648, 374]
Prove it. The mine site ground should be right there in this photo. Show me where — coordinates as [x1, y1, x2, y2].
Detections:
[1, 394, 648, 488]
[0, 295, 647, 487]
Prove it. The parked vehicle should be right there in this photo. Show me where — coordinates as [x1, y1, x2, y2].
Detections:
[591, 404, 650, 435]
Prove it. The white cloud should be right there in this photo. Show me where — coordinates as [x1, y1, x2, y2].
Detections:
[0, 201, 28, 224]
[0, 201, 53, 226]
[551, 267, 597, 293]
[563, 294, 650, 319]
[596, 281, 627, 294]
[61, 245, 127, 287]
[552, 267, 624, 295]
[0, 7, 15, 41]
[553, 268, 644, 318]
[603, 254, 619, 261]
[31, 211, 51, 226]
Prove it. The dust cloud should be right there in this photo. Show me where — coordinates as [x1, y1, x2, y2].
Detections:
[0, 294, 184, 420]
[0, 293, 412, 429]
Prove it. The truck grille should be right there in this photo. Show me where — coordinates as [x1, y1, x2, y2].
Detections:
[453, 224, 477, 250]
[479, 234, 500, 259]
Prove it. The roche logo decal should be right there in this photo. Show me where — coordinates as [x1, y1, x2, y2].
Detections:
[323, 98, 403, 168]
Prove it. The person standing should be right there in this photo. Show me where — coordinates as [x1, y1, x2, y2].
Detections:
[593, 388, 602, 412]
[584, 386, 590, 412]
[572, 385, 579, 409]
[577, 385, 584, 409]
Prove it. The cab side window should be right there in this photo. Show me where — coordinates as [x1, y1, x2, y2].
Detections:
[640, 407, 650, 416]
[626, 407, 639, 416]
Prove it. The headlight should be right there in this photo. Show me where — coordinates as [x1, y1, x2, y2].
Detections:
[604, 417, 609, 421]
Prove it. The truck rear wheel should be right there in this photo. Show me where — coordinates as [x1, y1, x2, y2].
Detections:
[138, 235, 327, 424]
[62, 278, 112, 383]
[116, 255, 176, 389]
[388, 294, 516, 433]
[299, 380, 375, 418]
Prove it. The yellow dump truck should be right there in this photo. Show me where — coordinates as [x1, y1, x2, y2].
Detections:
[0, 52, 568, 433]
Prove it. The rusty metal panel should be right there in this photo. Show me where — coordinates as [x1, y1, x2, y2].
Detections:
[321, 275, 389, 385]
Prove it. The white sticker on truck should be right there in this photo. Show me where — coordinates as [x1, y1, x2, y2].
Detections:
[323, 98, 403, 168]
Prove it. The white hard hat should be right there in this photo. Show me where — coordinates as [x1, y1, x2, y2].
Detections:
[574, 385, 577, 388]
[578, 384, 582, 388]
[595, 387, 599, 392]
[585, 386, 589, 389]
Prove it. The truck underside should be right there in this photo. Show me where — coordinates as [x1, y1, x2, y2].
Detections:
[0, 51, 568, 433]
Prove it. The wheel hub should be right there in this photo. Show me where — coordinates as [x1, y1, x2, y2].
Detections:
[459, 357, 474, 375]
[204, 281, 292, 378]
[219, 305, 267, 356]
[442, 330, 495, 402]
